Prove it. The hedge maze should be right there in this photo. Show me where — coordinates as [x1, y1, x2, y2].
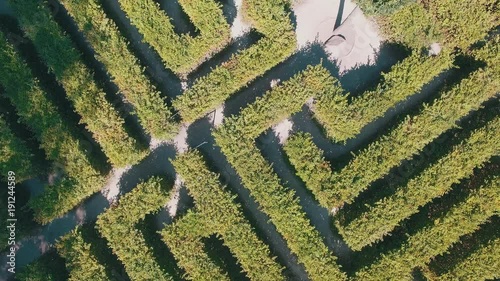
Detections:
[3, 0, 498, 280]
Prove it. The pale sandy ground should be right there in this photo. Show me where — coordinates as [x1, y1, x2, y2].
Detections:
[230, 0, 251, 39]
[208, 104, 225, 127]
[166, 176, 184, 217]
[273, 118, 294, 144]
[293, 0, 382, 72]
[101, 167, 130, 203]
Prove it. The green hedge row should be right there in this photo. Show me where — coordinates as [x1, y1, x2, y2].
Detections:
[378, 3, 443, 50]
[168, 151, 284, 280]
[314, 51, 454, 142]
[428, 0, 498, 50]
[56, 227, 110, 281]
[380, 1, 497, 50]
[354, 176, 500, 280]
[15, 251, 69, 281]
[283, 132, 341, 209]
[96, 177, 174, 281]
[353, 0, 413, 16]
[60, 0, 178, 140]
[163, 211, 228, 281]
[0, 31, 107, 223]
[116, 0, 230, 75]
[473, 35, 499, 73]
[220, 65, 335, 139]
[214, 66, 346, 281]
[8, 0, 147, 167]
[284, 61, 498, 210]
[0, 117, 37, 181]
[329, 63, 498, 208]
[172, 0, 297, 123]
[432, 237, 500, 280]
[337, 116, 500, 250]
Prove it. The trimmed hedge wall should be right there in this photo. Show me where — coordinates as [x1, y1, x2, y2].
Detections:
[314, 51, 454, 142]
[169, 151, 284, 280]
[60, 0, 178, 139]
[337, 116, 500, 250]
[116, 0, 230, 75]
[96, 177, 174, 281]
[56, 227, 111, 281]
[172, 0, 297, 123]
[432, 237, 500, 280]
[214, 66, 347, 281]
[0, 117, 37, 181]
[8, 0, 147, 167]
[354, 176, 499, 280]
[284, 59, 498, 211]
[353, 0, 413, 16]
[0, 31, 106, 223]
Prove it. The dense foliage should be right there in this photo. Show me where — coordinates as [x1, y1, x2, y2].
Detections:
[430, 237, 500, 280]
[284, 57, 498, 212]
[3, 0, 498, 279]
[60, 0, 178, 139]
[165, 151, 284, 280]
[163, 211, 229, 281]
[214, 66, 346, 281]
[379, 0, 497, 50]
[354, 176, 499, 280]
[0, 31, 107, 223]
[428, 0, 498, 50]
[115, 0, 230, 75]
[96, 177, 173, 281]
[56, 228, 110, 281]
[353, 0, 413, 16]
[172, 0, 297, 122]
[8, 0, 147, 167]
[336, 117, 500, 250]
[15, 251, 69, 281]
[315, 51, 454, 142]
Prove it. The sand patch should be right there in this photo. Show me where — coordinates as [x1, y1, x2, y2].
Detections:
[230, 0, 251, 39]
[272, 119, 294, 144]
[101, 167, 130, 203]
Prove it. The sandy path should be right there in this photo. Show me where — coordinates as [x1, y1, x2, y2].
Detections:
[293, 0, 382, 72]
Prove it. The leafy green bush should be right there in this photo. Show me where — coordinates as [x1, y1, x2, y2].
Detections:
[354, 0, 414, 16]
[336, 116, 500, 250]
[163, 211, 228, 281]
[214, 66, 346, 281]
[431, 237, 500, 280]
[284, 57, 498, 210]
[96, 177, 173, 281]
[378, 1, 497, 50]
[283, 132, 340, 209]
[315, 51, 454, 142]
[354, 176, 499, 280]
[0, 117, 37, 181]
[116, 0, 230, 75]
[56, 227, 110, 281]
[0, 31, 107, 223]
[428, 0, 498, 50]
[60, 0, 178, 139]
[172, 0, 297, 123]
[378, 3, 442, 50]
[167, 151, 284, 280]
[15, 251, 69, 281]
[8, 0, 147, 167]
